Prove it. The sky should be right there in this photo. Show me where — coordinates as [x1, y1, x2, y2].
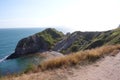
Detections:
[0, 0, 120, 31]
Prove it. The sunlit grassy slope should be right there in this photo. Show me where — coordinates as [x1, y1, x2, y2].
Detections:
[40, 44, 120, 70]
[1, 44, 120, 80]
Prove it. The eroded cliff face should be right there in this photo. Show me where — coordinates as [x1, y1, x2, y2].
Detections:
[53, 28, 120, 53]
[15, 35, 49, 54]
[53, 31, 101, 53]
[7, 28, 64, 59]
[7, 27, 120, 59]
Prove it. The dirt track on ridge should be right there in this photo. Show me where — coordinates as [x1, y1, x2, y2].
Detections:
[67, 52, 120, 80]
[7, 52, 120, 80]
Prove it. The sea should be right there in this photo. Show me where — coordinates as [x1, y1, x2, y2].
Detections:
[0, 28, 47, 76]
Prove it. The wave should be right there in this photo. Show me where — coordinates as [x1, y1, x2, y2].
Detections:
[0, 55, 9, 63]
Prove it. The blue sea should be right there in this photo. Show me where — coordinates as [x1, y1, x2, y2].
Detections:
[0, 28, 67, 76]
[0, 28, 46, 75]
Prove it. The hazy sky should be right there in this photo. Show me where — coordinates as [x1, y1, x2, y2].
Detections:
[0, 0, 120, 31]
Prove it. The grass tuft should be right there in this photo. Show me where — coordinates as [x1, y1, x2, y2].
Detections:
[1, 44, 120, 80]
[39, 44, 120, 70]
[23, 64, 39, 73]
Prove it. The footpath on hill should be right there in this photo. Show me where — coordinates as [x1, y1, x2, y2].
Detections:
[67, 52, 120, 80]
[6, 52, 120, 80]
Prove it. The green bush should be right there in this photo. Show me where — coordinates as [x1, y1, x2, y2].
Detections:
[71, 45, 79, 52]
[24, 64, 36, 73]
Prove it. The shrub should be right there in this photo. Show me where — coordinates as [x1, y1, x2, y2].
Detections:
[71, 45, 79, 52]
[23, 64, 37, 73]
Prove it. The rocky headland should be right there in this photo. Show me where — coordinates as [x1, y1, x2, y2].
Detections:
[7, 27, 120, 59]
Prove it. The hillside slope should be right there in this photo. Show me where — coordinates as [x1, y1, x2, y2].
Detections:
[54, 28, 120, 53]
[7, 28, 64, 59]
[2, 47, 120, 80]
[68, 52, 120, 80]
[7, 27, 120, 59]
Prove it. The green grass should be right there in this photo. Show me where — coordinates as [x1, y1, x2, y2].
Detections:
[23, 64, 36, 73]
[37, 28, 64, 49]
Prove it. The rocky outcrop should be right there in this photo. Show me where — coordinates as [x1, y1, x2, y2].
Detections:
[7, 28, 64, 59]
[7, 27, 120, 59]
[39, 51, 64, 59]
[53, 31, 101, 53]
[53, 32, 79, 51]
[15, 35, 50, 54]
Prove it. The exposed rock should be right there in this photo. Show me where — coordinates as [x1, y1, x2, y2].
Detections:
[38, 51, 64, 60]
[53, 32, 79, 52]
[6, 27, 120, 59]
[54, 28, 120, 53]
[7, 28, 64, 59]
[15, 35, 49, 54]
[53, 31, 101, 53]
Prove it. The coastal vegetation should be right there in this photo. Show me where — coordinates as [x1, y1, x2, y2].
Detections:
[7, 27, 120, 59]
[39, 44, 120, 70]
[59, 28, 120, 53]
[1, 44, 120, 80]
[1, 27, 120, 80]
[6, 28, 64, 59]
[37, 28, 64, 49]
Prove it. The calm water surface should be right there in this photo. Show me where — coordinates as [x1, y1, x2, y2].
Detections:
[0, 28, 45, 75]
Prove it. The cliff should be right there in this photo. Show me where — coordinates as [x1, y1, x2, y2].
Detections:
[54, 28, 120, 53]
[7, 28, 64, 59]
[7, 27, 120, 59]
[53, 31, 101, 53]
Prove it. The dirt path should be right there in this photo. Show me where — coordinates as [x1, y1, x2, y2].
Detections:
[4, 52, 120, 80]
[68, 52, 120, 80]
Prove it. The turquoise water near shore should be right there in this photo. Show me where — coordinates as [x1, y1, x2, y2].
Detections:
[0, 28, 45, 75]
[0, 28, 44, 59]
[0, 28, 67, 75]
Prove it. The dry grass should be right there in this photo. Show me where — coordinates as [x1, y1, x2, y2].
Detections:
[1, 44, 120, 80]
[39, 44, 120, 70]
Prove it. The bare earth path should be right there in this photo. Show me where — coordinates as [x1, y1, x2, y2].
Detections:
[68, 52, 120, 80]
[5, 52, 120, 80]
